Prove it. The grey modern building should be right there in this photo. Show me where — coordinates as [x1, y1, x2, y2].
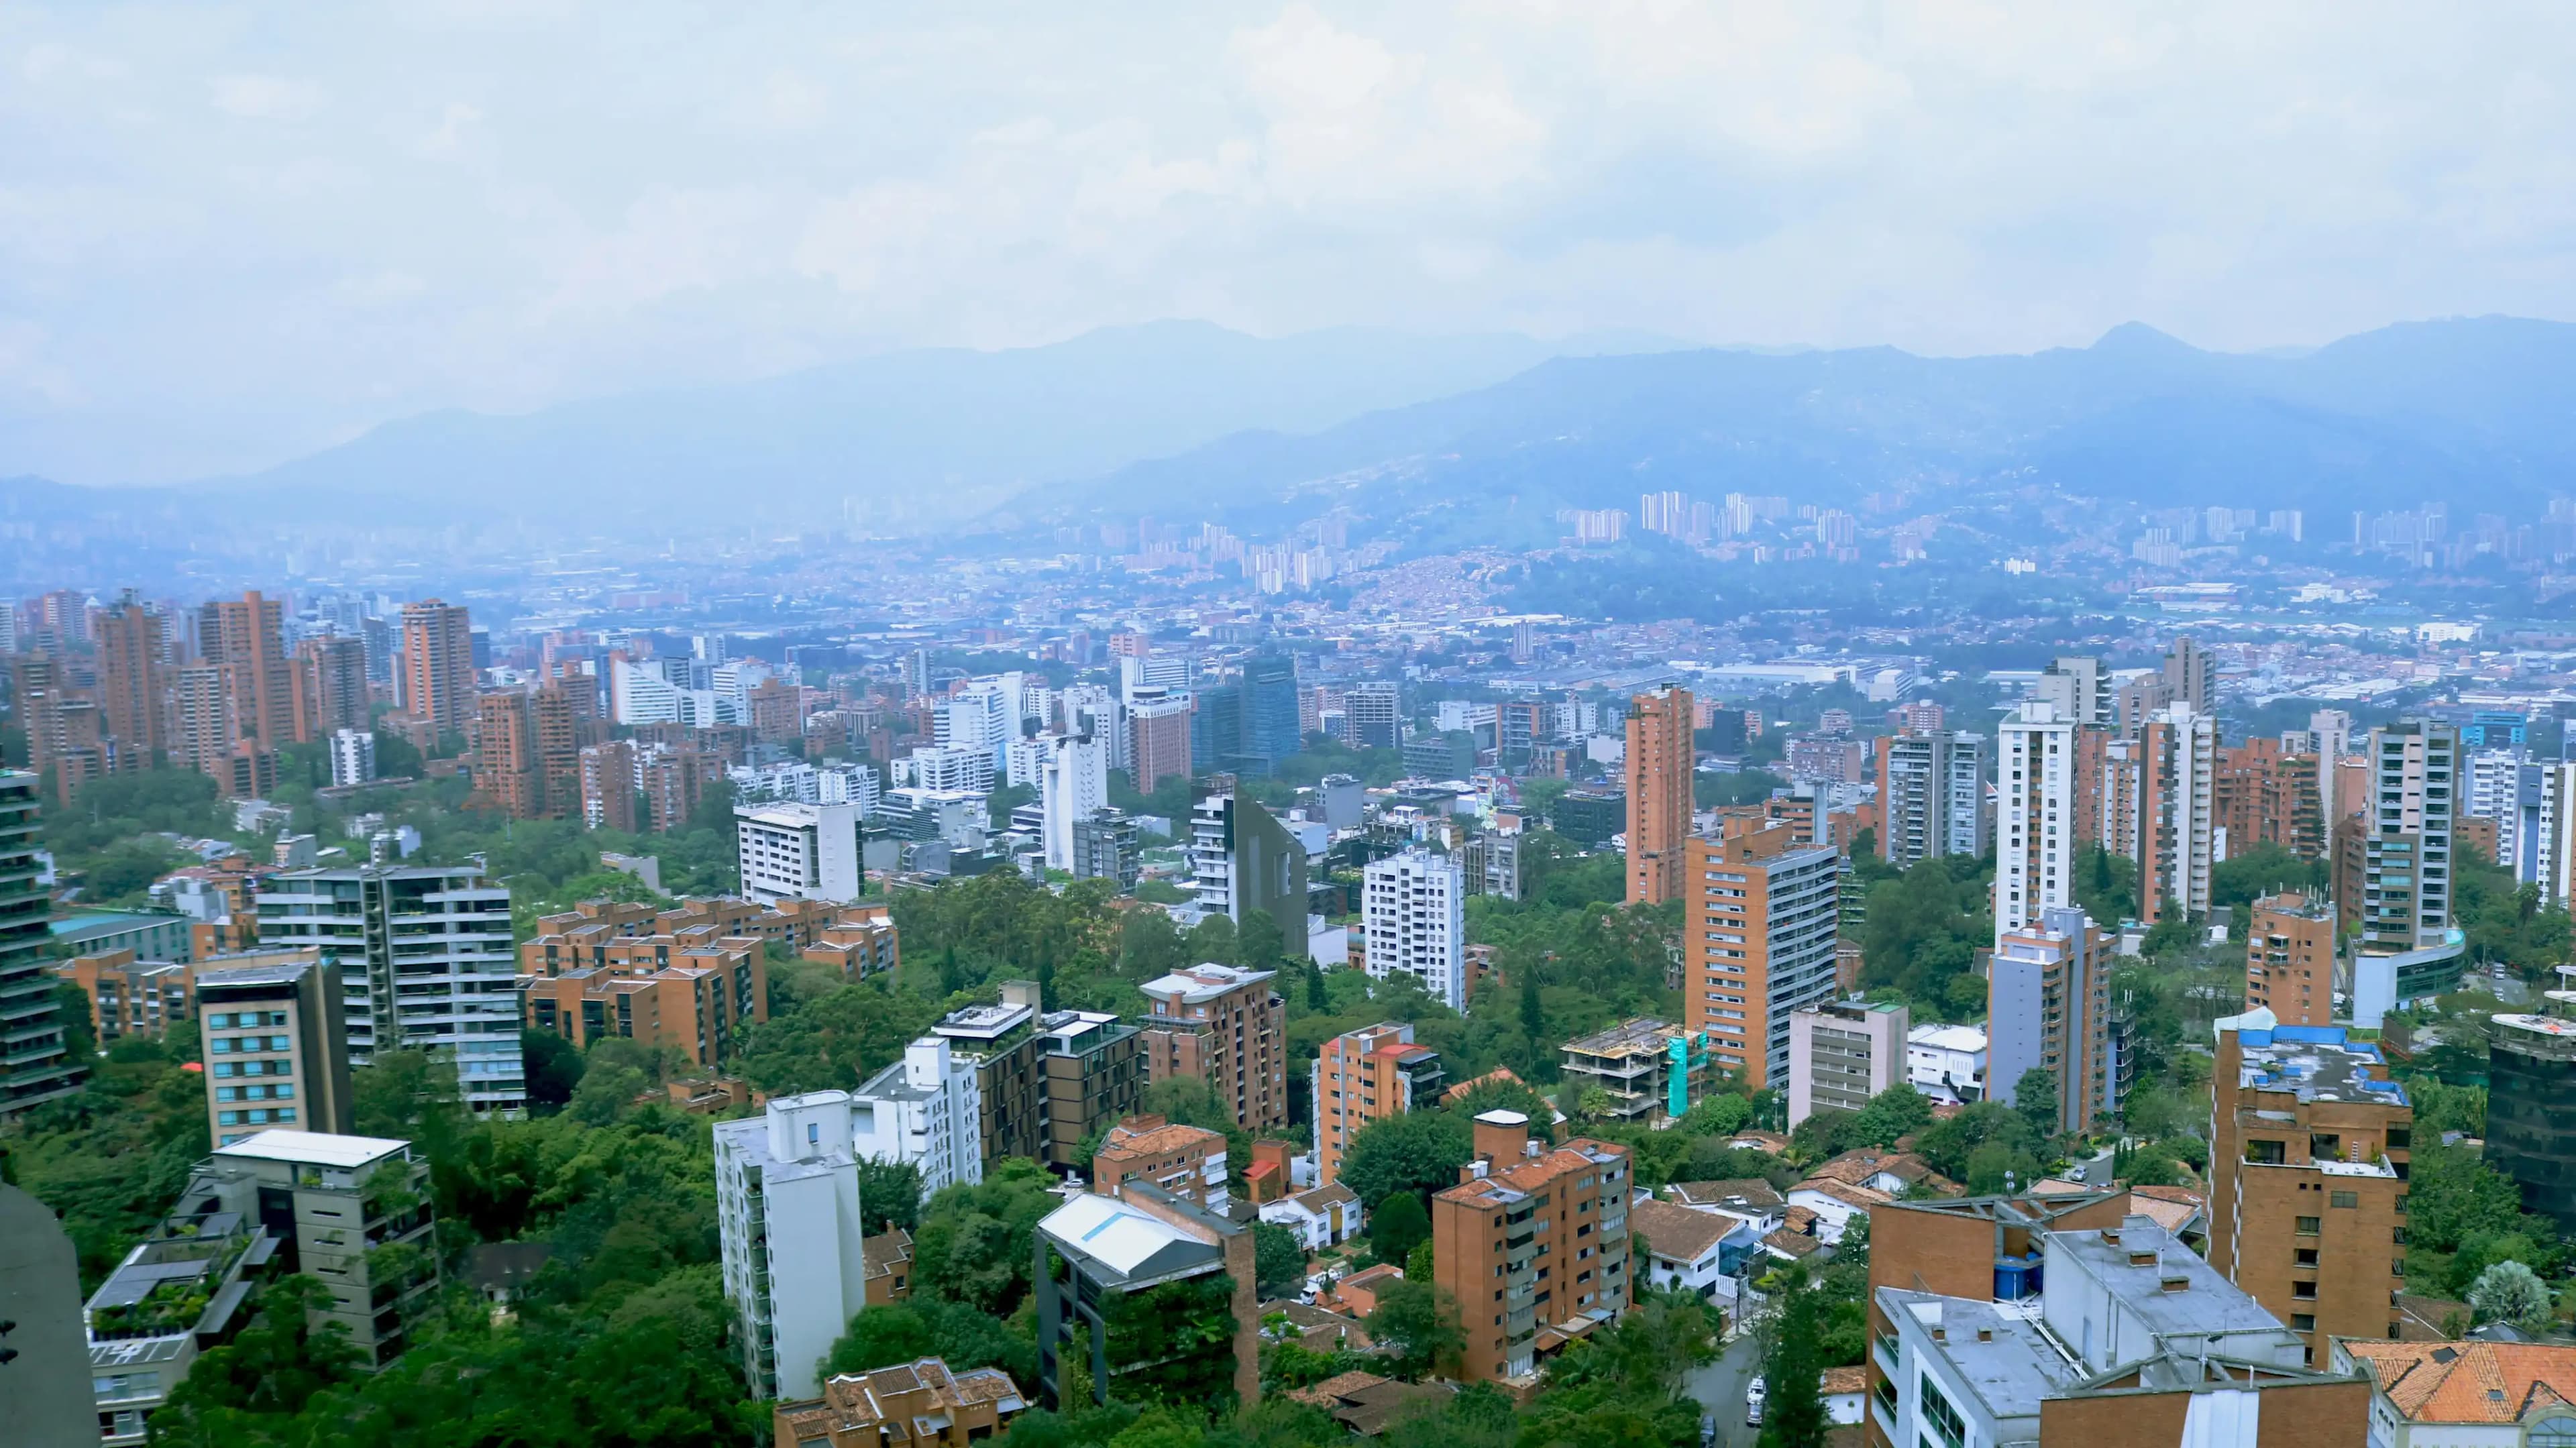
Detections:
[1189, 787, 1307, 928]
[0, 769, 80, 1115]
[255, 863, 525, 1114]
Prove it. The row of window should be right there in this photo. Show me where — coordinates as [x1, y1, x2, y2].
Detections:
[215, 1082, 295, 1102]
[206, 1010, 288, 1029]
[209, 1058, 292, 1078]
[217, 1107, 298, 1127]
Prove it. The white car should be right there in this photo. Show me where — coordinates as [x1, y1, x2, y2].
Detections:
[1747, 1377, 1767, 1426]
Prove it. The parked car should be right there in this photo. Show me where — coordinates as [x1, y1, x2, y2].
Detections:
[1747, 1377, 1767, 1427]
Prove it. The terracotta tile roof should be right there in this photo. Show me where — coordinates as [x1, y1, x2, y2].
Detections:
[1102, 1119, 1227, 1158]
[1629, 1197, 1735, 1262]
[2343, 1341, 2576, 1423]
[1442, 1066, 1529, 1104]
[1792, 1178, 1894, 1210]
[2126, 1185, 2207, 1236]
[1293, 1182, 1359, 1211]
[1763, 1227, 1823, 1259]
[1820, 1366, 1867, 1396]
[1287, 1370, 1392, 1406]
[1807, 1148, 1956, 1194]
[1664, 1178, 1784, 1212]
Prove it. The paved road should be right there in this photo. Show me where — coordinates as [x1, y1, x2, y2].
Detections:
[1682, 1328, 1768, 1448]
[2072, 1145, 2116, 1186]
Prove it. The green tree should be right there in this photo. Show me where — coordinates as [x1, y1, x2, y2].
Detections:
[1339, 1109, 1472, 1211]
[733, 981, 944, 1094]
[855, 1156, 926, 1235]
[567, 1062, 649, 1125]
[2470, 1260, 2553, 1333]
[913, 1158, 1062, 1316]
[2011, 1067, 2059, 1144]
[149, 1276, 364, 1440]
[1849, 1084, 1933, 1148]
[1254, 1222, 1308, 1300]
[1758, 1277, 1829, 1448]
[1367, 1278, 1466, 1382]
[521, 1029, 586, 1113]
[1370, 1191, 1430, 1269]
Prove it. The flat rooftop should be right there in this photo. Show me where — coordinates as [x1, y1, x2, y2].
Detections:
[2232, 1021, 2408, 1107]
[211, 1129, 410, 1170]
[2048, 1216, 2298, 1346]
[1879, 1288, 2083, 1422]
[1563, 1017, 1678, 1058]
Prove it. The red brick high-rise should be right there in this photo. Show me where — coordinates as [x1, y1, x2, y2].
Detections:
[92, 592, 170, 761]
[1623, 686, 1694, 905]
[199, 591, 299, 747]
[400, 599, 476, 743]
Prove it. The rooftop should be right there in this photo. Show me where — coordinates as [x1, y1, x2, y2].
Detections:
[211, 1129, 410, 1170]
[2222, 1009, 2410, 1107]
[932, 1001, 1036, 1042]
[1909, 1023, 1989, 1053]
[1664, 1179, 1785, 1213]
[193, 960, 319, 989]
[1630, 1197, 1736, 1262]
[1038, 1183, 1235, 1285]
[1562, 1017, 1680, 1059]
[1879, 1288, 2086, 1421]
[1140, 962, 1277, 1003]
[2049, 1216, 2293, 1346]
[2341, 1340, 2576, 1424]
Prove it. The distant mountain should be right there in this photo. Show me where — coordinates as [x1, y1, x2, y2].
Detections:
[158, 321, 1682, 526]
[1040, 315, 2576, 529]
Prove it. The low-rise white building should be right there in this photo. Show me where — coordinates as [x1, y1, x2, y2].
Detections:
[714, 1093, 872, 1402]
[1630, 1196, 1746, 1313]
[1259, 1183, 1364, 1253]
[1906, 1023, 1988, 1104]
[735, 801, 863, 905]
[851, 1038, 985, 1201]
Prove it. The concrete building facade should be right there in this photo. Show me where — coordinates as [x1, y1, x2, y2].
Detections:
[1787, 999, 1910, 1127]
[2210, 1007, 2414, 1363]
[1623, 686, 1694, 905]
[1361, 848, 1466, 1010]
[1683, 820, 1841, 1090]
[1312, 1021, 1443, 1188]
[714, 1093, 873, 1401]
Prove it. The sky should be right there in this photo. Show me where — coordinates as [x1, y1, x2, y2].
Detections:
[5, 1, 2575, 486]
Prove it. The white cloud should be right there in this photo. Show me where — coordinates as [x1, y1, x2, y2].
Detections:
[0, 0, 2569, 482]
[209, 73, 322, 121]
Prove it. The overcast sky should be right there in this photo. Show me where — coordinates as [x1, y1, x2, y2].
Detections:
[6, 1, 2574, 485]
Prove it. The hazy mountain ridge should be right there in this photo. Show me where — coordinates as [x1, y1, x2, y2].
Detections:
[1040, 315, 2576, 527]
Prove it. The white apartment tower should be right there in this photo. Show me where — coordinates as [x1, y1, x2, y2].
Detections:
[1039, 731, 1112, 873]
[937, 683, 1015, 772]
[714, 1092, 872, 1401]
[735, 801, 863, 905]
[327, 727, 377, 787]
[1362, 848, 1467, 1010]
[2139, 704, 2218, 923]
[254, 865, 525, 1114]
[850, 1038, 985, 1201]
[1994, 700, 2078, 944]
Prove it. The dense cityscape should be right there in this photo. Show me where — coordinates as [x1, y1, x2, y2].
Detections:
[3, 484, 2575, 1448]
[9, 5, 2576, 1448]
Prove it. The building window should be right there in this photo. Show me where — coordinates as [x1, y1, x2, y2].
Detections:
[2296, 1217, 2320, 1235]
[2330, 1191, 2358, 1209]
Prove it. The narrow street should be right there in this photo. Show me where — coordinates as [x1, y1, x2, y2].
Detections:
[1682, 1328, 1768, 1448]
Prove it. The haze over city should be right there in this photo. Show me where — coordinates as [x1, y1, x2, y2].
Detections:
[5, 7, 2576, 1448]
